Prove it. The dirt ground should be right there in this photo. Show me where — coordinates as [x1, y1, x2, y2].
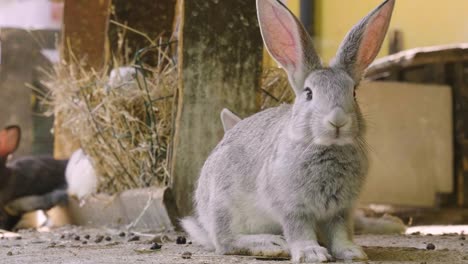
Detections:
[0, 226, 467, 264]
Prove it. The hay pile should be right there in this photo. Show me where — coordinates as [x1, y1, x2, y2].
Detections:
[260, 67, 294, 109]
[45, 45, 176, 194]
[44, 39, 290, 194]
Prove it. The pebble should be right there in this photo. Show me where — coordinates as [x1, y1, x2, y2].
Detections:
[84, 235, 90, 240]
[128, 236, 140, 242]
[181, 251, 192, 259]
[7, 251, 12, 256]
[426, 243, 436, 250]
[119, 232, 126, 237]
[176, 236, 187, 245]
[105, 236, 112, 241]
[95, 235, 104, 243]
[74, 235, 80, 241]
[150, 243, 162, 250]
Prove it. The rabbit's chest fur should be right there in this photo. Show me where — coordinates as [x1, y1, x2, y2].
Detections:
[263, 143, 366, 220]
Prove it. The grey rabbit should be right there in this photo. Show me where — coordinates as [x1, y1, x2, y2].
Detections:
[221, 108, 406, 235]
[182, 0, 395, 262]
[0, 125, 68, 230]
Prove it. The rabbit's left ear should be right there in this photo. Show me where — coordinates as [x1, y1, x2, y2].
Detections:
[0, 125, 21, 158]
[257, 0, 322, 95]
[220, 108, 241, 132]
[332, 0, 395, 84]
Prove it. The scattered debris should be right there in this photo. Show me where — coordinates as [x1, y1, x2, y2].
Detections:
[149, 234, 170, 244]
[181, 251, 192, 259]
[128, 236, 140, 242]
[150, 243, 162, 250]
[426, 243, 436, 250]
[176, 236, 187, 245]
[95, 235, 104, 243]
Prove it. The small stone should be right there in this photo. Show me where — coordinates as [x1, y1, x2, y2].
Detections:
[411, 231, 421, 235]
[82, 241, 88, 245]
[129, 232, 135, 236]
[150, 243, 162, 250]
[128, 236, 140, 242]
[426, 243, 436, 250]
[84, 235, 90, 240]
[74, 235, 80, 241]
[60, 234, 65, 239]
[188, 241, 192, 245]
[95, 235, 104, 243]
[15, 236, 22, 240]
[119, 232, 126, 237]
[176, 236, 187, 245]
[461, 243, 464, 246]
[7, 251, 12, 256]
[460, 236, 466, 240]
[181, 251, 192, 259]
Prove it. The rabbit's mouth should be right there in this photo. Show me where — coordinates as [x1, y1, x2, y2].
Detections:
[314, 134, 355, 146]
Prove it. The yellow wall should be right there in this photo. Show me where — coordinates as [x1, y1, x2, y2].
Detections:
[315, 0, 468, 64]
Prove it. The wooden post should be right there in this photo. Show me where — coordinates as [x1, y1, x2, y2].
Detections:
[109, 0, 177, 64]
[55, 0, 111, 159]
[170, 0, 263, 216]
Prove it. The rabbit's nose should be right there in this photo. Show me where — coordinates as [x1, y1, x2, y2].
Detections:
[326, 107, 349, 129]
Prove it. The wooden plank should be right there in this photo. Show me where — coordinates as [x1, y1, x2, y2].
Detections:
[170, 0, 263, 216]
[61, 0, 111, 69]
[366, 44, 468, 79]
[55, 0, 112, 159]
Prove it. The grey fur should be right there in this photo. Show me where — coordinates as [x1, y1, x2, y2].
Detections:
[182, 0, 395, 262]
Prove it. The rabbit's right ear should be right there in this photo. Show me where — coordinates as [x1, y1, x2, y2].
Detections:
[0, 125, 21, 158]
[257, 0, 322, 95]
[331, 0, 395, 84]
[220, 108, 241, 132]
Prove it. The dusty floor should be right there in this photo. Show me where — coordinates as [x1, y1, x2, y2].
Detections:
[0, 226, 467, 264]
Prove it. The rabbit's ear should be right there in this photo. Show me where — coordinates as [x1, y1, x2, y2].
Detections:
[220, 108, 241, 132]
[257, 0, 321, 94]
[331, 0, 395, 84]
[0, 125, 21, 158]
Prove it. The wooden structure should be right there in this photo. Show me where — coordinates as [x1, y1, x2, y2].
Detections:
[58, 0, 263, 219]
[170, 0, 263, 216]
[365, 44, 468, 207]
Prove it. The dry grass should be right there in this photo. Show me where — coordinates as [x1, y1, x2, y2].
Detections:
[260, 67, 294, 109]
[44, 42, 176, 194]
[43, 29, 290, 194]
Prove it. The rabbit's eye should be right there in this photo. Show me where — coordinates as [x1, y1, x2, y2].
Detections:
[304, 87, 313, 101]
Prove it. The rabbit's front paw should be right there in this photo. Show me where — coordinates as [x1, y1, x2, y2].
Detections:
[290, 241, 332, 263]
[332, 243, 367, 261]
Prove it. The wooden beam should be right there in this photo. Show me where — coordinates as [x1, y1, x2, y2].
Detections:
[61, 0, 111, 69]
[55, 0, 111, 159]
[170, 0, 263, 216]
